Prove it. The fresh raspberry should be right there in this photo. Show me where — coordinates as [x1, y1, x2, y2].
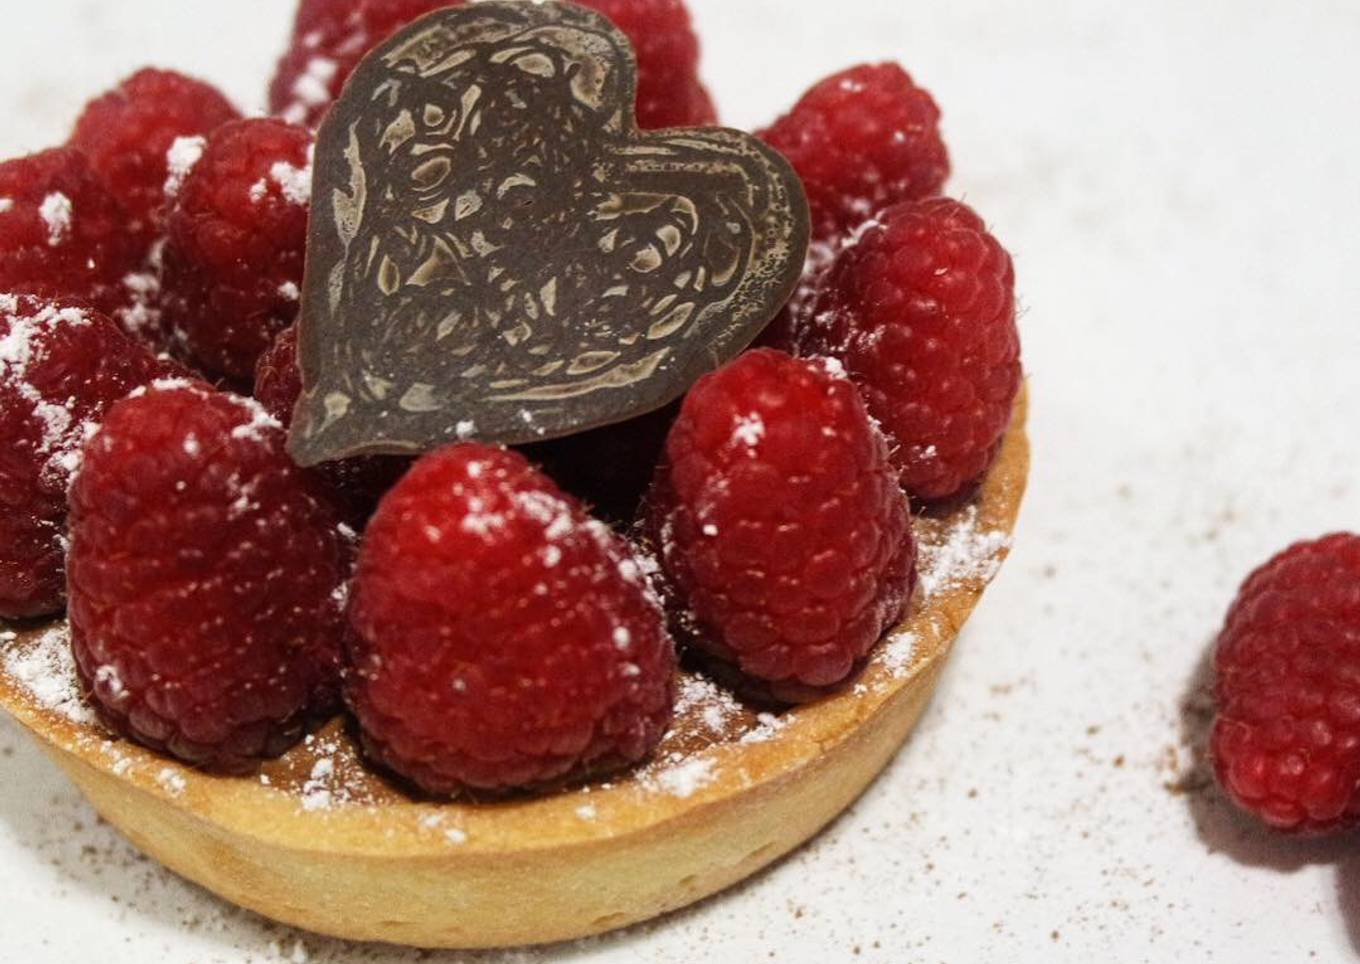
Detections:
[161, 119, 313, 383]
[574, 0, 717, 129]
[69, 68, 240, 250]
[254, 323, 409, 520]
[0, 148, 143, 319]
[67, 382, 351, 772]
[347, 444, 675, 796]
[804, 197, 1021, 502]
[760, 63, 949, 246]
[0, 294, 175, 619]
[645, 349, 915, 704]
[523, 403, 677, 525]
[1211, 535, 1360, 833]
[269, 0, 467, 128]
[290, 0, 351, 36]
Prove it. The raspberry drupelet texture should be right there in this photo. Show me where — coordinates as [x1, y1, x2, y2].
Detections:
[1212, 534, 1360, 833]
[67, 382, 351, 773]
[760, 63, 949, 247]
[0, 148, 143, 319]
[804, 197, 1021, 503]
[269, 0, 467, 128]
[0, 294, 176, 619]
[347, 444, 676, 797]
[161, 118, 314, 383]
[645, 349, 916, 704]
[574, 0, 717, 129]
[291, 0, 354, 36]
[69, 68, 241, 251]
[254, 323, 409, 521]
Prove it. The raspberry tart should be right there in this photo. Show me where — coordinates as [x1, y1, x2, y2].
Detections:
[0, 0, 1029, 949]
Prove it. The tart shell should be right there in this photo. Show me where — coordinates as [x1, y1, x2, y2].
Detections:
[0, 391, 1028, 950]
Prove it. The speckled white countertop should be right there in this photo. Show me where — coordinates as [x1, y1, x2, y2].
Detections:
[3, 1, 1360, 961]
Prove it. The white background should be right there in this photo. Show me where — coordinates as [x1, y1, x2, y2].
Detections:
[3, 1, 1360, 961]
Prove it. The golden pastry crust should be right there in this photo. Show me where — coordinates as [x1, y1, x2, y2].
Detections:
[0, 390, 1029, 950]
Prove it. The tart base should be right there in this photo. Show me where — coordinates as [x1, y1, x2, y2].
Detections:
[0, 392, 1028, 950]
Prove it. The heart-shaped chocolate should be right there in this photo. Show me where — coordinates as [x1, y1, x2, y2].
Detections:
[288, 0, 809, 466]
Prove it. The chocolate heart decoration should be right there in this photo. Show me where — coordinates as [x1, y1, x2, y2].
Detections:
[288, 0, 809, 466]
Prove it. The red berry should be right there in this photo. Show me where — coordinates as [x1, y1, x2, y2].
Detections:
[645, 349, 916, 703]
[161, 119, 313, 383]
[269, 0, 467, 128]
[67, 382, 351, 772]
[804, 197, 1021, 502]
[254, 323, 409, 520]
[760, 63, 949, 246]
[1212, 534, 1360, 833]
[575, 0, 717, 129]
[291, 0, 351, 36]
[251, 322, 306, 423]
[0, 148, 143, 319]
[0, 294, 175, 619]
[69, 68, 240, 249]
[347, 444, 675, 796]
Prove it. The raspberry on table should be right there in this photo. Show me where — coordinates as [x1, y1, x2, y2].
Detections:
[269, 0, 467, 128]
[0, 294, 176, 619]
[760, 63, 949, 247]
[803, 197, 1021, 503]
[67, 381, 351, 772]
[255, 323, 409, 521]
[645, 348, 916, 704]
[0, 148, 143, 320]
[160, 118, 314, 383]
[347, 444, 676, 797]
[1212, 534, 1360, 833]
[69, 68, 241, 251]
[574, 0, 717, 129]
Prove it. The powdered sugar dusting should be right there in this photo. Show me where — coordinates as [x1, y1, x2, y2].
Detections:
[228, 394, 284, 443]
[157, 768, 187, 796]
[299, 757, 337, 812]
[119, 260, 163, 337]
[732, 413, 765, 448]
[284, 57, 338, 125]
[1, 623, 94, 724]
[163, 135, 206, 199]
[918, 506, 1011, 600]
[877, 631, 919, 677]
[738, 712, 788, 745]
[125, 376, 198, 401]
[676, 674, 745, 737]
[270, 144, 314, 207]
[39, 192, 72, 246]
[643, 757, 716, 799]
[0, 299, 102, 488]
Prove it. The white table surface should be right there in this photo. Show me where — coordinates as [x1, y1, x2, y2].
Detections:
[3, 1, 1359, 961]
